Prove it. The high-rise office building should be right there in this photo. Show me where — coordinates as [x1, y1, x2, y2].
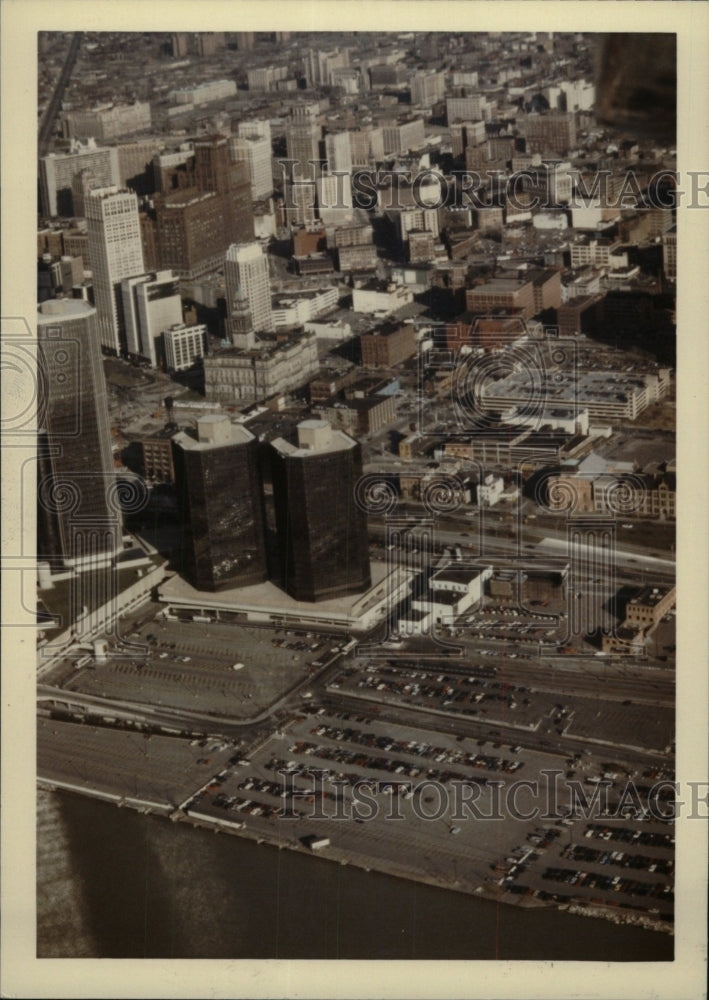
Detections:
[163, 323, 207, 371]
[237, 118, 272, 145]
[317, 171, 353, 226]
[286, 181, 318, 226]
[270, 419, 371, 602]
[446, 95, 493, 125]
[284, 108, 321, 225]
[40, 139, 120, 217]
[229, 133, 274, 201]
[70, 168, 100, 219]
[153, 189, 228, 279]
[172, 415, 267, 592]
[193, 134, 254, 244]
[324, 131, 352, 175]
[234, 31, 255, 51]
[150, 135, 254, 278]
[120, 269, 183, 366]
[410, 70, 446, 108]
[86, 186, 145, 354]
[61, 101, 152, 142]
[319, 132, 353, 224]
[116, 138, 164, 192]
[225, 242, 274, 335]
[520, 112, 577, 156]
[193, 134, 232, 194]
[152, 145, 195, 194]
[381, 118, 426, 155]
[36, 298, 121, 570]
[349, 126, 385, 167]
[304, 47, 349, 88]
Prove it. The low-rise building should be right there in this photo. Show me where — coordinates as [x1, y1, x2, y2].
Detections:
[569, 237, 622, 269]
[601, 584, 676, 655]
[170, 79, 237, 105]
[204, 329, 319, 406]
[439, 423, 590, 468]
[445, 315, 527, 352]
[338, 244, 379, 271]
[477, 474, 504, 507]
[408, 565, 494, 627]
[271, 286, 338, 329]
[317, 391, 396, 437]
[163, 323, 207, 371]
[62, 102, 152, 142]
[359, 321, 417, 367]
[293, 253, 335, 276]
[293, 223, 327, 256]
[625, 586, 676, 628]
[140, 428, 178, 483]
[547, 454, 676, 520]
[308, 365, 358, 404]
[480, 368, 672, 423]
[465, 277, 537, 319]
[352, 280, 414, 316]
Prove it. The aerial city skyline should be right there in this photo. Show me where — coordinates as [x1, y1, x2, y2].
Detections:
[26, 26, 691, 974]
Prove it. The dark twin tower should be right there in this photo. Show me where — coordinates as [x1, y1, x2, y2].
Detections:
[172, 416, 371, 601]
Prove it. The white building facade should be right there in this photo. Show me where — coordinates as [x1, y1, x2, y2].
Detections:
[164, 323, 207, 371]
[86, 186, 145, 354]
[225, 241, 274, 334]
[120, 270, 183, 366]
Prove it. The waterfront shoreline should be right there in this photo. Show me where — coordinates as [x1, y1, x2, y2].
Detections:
[38, 778, 673, 938]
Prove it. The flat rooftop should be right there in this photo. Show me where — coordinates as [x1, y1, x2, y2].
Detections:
[468, 278, 531, 294]
[159, 560, 410, 622]
[482, 370, 658, 408]
[628, 586, 674, 608]
[172, 420, 254, 451]
[431, 567, 486, 586]
[38, 545, 166, 637]
[271, 428, 357, 458]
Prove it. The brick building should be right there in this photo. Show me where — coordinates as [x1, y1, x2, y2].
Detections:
[360, 322, 417, 368]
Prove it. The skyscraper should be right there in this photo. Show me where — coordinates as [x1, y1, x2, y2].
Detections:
[37, 298, 121, 570]
[193, 134, 254, 245]
[317, 171, 354, 226]
[324, 131, 352, 175]
[120, 269, 183, 366]
[150, 135, 254, 279]
[229, 133, 274, 201]
[304, 47, 349, 88]
[39, 139, 120, 217]
[86, 186, 145, 354]
[319, 131, 353, 225]
[172, 415, 268, 592]
[153, 189, 229, 279]
[284, 108, 321, 225]
[237, 118, 272, 145]
[285, 106, 321, 167]
[410, 70, 446, 108]
[224, 242, 274, 335]
[270, 419, 371, 602]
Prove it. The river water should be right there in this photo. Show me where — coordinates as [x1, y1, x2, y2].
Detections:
[36, 790, 672, 961]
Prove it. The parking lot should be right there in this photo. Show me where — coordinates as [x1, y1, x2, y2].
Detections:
[37, 717, 235, 808]
[52, 609, 336, 719]
[184, 707, 674, 923]
[326, 658, 674, 753]
[565, 699, 673, 753]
